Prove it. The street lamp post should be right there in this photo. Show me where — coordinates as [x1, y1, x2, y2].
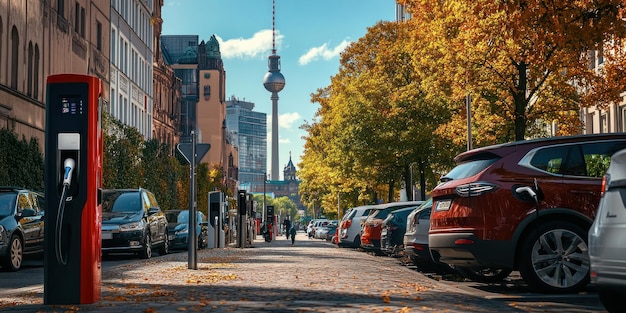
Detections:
[409, 162, 417, 201]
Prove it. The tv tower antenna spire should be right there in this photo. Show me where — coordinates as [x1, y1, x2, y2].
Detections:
[263, 0, 285, 181]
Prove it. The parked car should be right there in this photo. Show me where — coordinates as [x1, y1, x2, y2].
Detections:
[403, 199, 437, 268]
[361, 201, 424, 254]
[165, 210, 209, 250]
[338, 205, 376, 248]
[589, 148, 626, 312]
[318, 223, 338, 241]
[0, 187, 45, 271]
[380, 206, 419, 256]
[307, 219, 329, 238]
[429, 133, 626, 293]
[314, 220, 336, 239]
[101, 188, 169, 259]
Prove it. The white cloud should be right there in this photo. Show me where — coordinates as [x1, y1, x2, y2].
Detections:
[216, 30, 284, 60]
[278, 112, 301, 129]
[298, 40, 351, 65]
[267, 112, 301, 131]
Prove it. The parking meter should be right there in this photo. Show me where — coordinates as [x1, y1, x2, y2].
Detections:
[43, 74, 102, 304]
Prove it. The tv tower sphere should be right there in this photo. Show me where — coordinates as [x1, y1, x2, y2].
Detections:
[263, 56, 285, 93]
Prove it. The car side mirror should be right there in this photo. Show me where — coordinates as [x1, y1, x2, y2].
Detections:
[18, 208, 36, 218]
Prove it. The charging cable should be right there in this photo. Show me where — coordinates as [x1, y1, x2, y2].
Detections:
[55, 158, 75, 266]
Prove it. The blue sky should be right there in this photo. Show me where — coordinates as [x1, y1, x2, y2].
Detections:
[162, 0, 396, 179]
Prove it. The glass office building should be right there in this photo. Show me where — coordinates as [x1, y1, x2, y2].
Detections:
[225, 97, 267, 184]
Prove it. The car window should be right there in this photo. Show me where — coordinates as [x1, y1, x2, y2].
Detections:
[17, 193, 31, 212]
[0, 193, 16, 217]
[529, 145, 569, 174]
[145, 191, 159, 209]
[103, 192, 142, 213]
[443, 158, 498, 180]
[581, 142, 626, 178]
[35, 194, 45, 214]
[28, 193, 42, 214]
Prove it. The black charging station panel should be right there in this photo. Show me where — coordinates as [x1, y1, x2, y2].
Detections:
[44, 75, 102, 305]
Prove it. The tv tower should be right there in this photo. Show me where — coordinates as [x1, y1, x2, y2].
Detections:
[263, 0, 285, 181]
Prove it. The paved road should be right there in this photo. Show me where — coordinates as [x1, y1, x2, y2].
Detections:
[0, 232, 607, 312]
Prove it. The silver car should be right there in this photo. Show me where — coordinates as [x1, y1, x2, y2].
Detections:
[589, 148, 626, 312]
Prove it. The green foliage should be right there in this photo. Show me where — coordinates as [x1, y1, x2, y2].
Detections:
[586, 155, 611, 178]
[0, 128, 44, 190]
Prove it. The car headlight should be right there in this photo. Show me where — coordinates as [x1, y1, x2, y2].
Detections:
[119, 222, 142, 232]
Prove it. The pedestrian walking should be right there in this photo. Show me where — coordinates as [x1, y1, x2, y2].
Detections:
[289, 225, 297, 245]
[283, 216, 292, 239]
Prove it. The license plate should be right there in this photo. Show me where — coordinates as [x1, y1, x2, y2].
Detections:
[102, 232, 113, 240]
[435, 199, 451, 211]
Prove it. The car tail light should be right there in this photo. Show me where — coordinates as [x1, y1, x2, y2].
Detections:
[342, 220, 352, 229]
[411, 243, 427, 251]
[455, 182, 498, 197]
[601, 174, 610, 197]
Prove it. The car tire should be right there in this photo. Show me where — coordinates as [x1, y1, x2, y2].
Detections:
[158, 230, 169, 256]
[353, 235, 361, 247]
[518, 221, 590, 293]
[456, 267, 512, 283]
[1, 234, 23, 272]
[139, 233, 152, 259]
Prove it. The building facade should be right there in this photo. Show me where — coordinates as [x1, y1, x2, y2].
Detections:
[109, 0, 153, 139]
[225, 96, 267, 184]
[161, 34, 238, 191]
[151, 0, 180, 152]
[161, 34, 198, 144]
[0, 0, 110, 151]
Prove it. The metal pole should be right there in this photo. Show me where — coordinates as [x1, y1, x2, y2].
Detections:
[466, 94, 472, 151]
[188, 131, 197, 270]
[337, 191, 340, 221]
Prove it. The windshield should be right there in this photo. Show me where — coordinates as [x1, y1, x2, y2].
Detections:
[0, 193, 16, 217]
[102, 191, 142, 213]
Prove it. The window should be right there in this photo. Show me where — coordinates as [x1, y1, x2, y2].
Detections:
[96, 21, 102, 51]
[74, 2, 79, 33]
[58, 0, 65, 18]
[530, 145, 570, 174]
[11, 26, 19, 89]
[81, 7, 85, 38]
[621, 105, 626, 132]
[34, 45, 40, 99]
[581, 141, 626, 178]
[601, 114, 608, 133]
[27, 42, 33, 96]
[111, 28, 116, 64]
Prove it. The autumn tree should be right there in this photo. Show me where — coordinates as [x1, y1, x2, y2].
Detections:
[401, 0, 626, 144]
[300, 21, 458, 210]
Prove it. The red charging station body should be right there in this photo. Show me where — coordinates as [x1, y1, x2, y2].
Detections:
[44, 74, 102, 304]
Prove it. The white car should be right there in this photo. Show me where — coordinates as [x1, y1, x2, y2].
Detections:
[589, 148, 626, 312]
[403, 199, 433, 267]
[337, 205, 376, 247]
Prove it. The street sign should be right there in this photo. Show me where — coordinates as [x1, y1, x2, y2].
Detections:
[177, 143, 211, 165]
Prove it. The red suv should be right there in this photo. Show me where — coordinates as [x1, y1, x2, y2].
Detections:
[429, 134, 626, 293]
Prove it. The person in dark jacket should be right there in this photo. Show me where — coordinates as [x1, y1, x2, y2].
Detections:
[283, 217, 292, 239]
[289, 225, 297, 245]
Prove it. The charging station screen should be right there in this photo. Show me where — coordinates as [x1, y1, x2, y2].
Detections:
[60, 96, 84, 115]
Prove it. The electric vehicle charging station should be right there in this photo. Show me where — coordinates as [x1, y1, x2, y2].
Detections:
[208, 191, 225, 248]
[237, 190, 247, 248]
[43, 74, 102, 304]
